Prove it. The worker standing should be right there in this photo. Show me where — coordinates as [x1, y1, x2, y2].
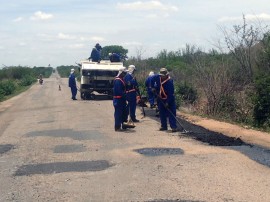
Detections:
[124, 65, 140, 122]
[145, 71, 155, 108]
[89, 43, 102, 63]
[113, 68, 128, 131]
[68, 68, 77, 100]
[151, 68, 181, 132]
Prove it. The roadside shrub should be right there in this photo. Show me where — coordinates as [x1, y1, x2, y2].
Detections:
[19, 75, 36, 86]
[174, 83, 197, 108]
[253, 75, 270, 127]
[0, 80, 16, 95]
[0, 88, 4, 100]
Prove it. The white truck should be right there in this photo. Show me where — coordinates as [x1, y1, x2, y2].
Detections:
[79, 60, 124, 100]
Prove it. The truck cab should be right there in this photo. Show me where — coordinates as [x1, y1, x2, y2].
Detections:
[79, 60, 124, 100]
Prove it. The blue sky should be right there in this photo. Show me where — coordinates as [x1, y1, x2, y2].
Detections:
[0, 0, 270, 67]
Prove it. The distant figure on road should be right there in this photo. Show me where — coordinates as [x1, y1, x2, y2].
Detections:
[89, 43, 102, 63]
[68, 68, 77, 100]
[38, 74, 43, 85]
[109, 53, 121, 62]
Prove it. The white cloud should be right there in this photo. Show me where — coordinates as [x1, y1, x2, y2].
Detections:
[69, 44, 85, 49]
[30, 11, 53, 21]
[13, 17, 23, 22]
[19, 42, 26, 46]
[58, 33, 75, 40]
[37, 33, 55, 41]
[218, 13, 270, 22]
[116, 1, 178, 12]
[146, 14, 158, 19]
[123, 41, 142, 46]
[90, 36, 105, 42]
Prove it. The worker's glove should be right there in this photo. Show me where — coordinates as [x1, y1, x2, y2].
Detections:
[164, 103, 169, 109]
[151, 88, 156, 94]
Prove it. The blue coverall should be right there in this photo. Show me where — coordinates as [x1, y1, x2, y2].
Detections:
[109, 53, 121, 62]
[68, 73, 77, 100]
[145, 75, 155, 107]
[124, 73, 139, 121]
[90, 48, 101, 62]
[113, 77, 127, 129]
[151, 75, 177, 130]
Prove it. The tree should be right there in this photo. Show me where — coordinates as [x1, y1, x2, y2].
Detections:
[101, 45, 128, 60]
[220, 15, 262, 83]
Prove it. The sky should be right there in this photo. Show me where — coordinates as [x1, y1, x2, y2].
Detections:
[0, 0, 270, 68]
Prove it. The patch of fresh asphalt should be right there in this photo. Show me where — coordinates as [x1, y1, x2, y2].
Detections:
[53, 144, 86, 153]
[25, 129, 103, 140]
[144, 107, 270, 168]
[134, 148, 184, 156]
[0, 144, 15, 155]
[146, 200, 204, 202]
[38, 120, 54, 124]
[14, 160, 113, 176]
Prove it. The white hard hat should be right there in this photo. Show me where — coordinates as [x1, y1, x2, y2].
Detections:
[128, 65, 136, 73]
[149, 71, 154, 76]
[71, 68, 75, 73]
[117, 67, 127, 77]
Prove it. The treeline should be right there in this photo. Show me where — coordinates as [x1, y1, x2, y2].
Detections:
[57, 65, 78, 78]
[0, 66, 53, 101]
[126, 17, 270, 130]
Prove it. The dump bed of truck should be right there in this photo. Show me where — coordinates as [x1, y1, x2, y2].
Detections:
[80, 60, 124, 70]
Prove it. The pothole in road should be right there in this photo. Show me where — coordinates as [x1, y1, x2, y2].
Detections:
[14, 160, 113, 176]
[134, 148, 184, 156]
[0, 144, 15, 155]
[146, 200, 203, 202]
[38, 120, 54, 124]
[25, 129, 103, 140]
[53, 144, 86, 153]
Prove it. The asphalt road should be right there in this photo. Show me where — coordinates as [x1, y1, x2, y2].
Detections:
[0, 72, 270, 202]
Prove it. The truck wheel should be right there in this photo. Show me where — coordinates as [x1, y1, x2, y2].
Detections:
[81, 92, 85, 100]
[90, 94, 96, 100]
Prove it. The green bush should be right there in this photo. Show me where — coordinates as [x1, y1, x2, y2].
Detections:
[0, 88, 4, 100]
[175, 83, 197, 106]
[253, 75, 270, 127]
[20, 75, 36, 86]
[0, 80, 16, 95]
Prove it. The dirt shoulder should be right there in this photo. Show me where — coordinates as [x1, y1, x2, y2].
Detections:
[178, 111, 270, 149]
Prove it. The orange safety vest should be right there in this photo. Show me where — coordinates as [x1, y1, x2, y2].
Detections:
[159, 76, 170, 100]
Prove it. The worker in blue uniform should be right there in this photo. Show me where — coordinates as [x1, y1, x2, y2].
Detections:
[89, 43, 102, 62]
[109, 53, 121, 62]
[151, 68, 181, 132]
[145, 71, 155, 108]
[124, 65, 140, 122]
[113, 68, 128, 131]
[68, 68, 77, 100]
